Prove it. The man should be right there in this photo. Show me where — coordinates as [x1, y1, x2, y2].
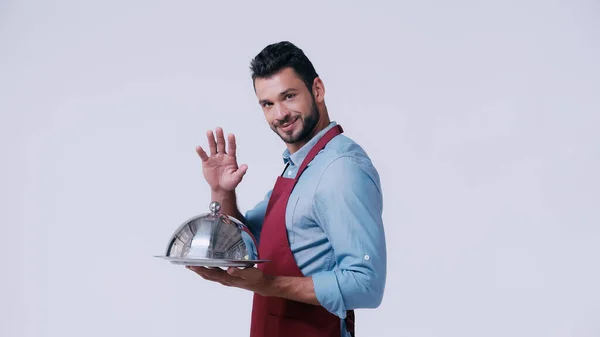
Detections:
[187, 41, 387, 337]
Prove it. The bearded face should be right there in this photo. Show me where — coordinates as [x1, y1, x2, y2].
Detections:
[255, 67, 321, 147]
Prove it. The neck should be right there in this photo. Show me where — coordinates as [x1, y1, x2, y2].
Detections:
[286, 106, 331, 154]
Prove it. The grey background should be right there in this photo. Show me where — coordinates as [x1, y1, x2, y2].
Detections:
[1, 1, 599, 336]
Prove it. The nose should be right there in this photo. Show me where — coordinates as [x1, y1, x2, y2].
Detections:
[274, 102, 291, 121]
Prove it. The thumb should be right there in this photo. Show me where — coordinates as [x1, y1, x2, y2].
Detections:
[233, 164, 248, 180]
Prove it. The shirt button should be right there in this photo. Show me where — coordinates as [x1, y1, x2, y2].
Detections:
[287, 171, 292, 176]
[364, 255, 371, 261]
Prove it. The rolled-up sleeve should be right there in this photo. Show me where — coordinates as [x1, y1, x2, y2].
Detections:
[311, 155, 387, 318]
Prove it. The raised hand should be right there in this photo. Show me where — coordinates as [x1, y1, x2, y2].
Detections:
[196, 127, 248, 192]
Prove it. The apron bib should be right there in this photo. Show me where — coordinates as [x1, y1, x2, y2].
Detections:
[250, 125, 355, 337]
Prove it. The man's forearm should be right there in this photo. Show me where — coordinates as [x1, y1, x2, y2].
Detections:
[265, 275, 320, 306]
[211, 188, 245, 222]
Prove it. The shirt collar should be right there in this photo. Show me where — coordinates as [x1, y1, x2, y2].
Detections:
[282, 121, 338, 166]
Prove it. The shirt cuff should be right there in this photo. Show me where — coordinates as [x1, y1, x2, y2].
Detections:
[312, 271, 347, 319]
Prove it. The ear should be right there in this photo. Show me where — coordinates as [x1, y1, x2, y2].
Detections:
[312, 77, 325, 103]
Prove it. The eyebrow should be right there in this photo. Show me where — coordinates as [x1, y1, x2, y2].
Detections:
[259, 88, 299, 105]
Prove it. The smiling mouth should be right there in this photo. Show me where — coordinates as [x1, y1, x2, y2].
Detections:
[278, 118, 298, 130]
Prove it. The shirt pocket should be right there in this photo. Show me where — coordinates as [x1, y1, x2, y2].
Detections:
[288, 195, 313, 245]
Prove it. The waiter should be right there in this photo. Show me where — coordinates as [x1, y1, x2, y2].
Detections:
[187, 41, 387, 337]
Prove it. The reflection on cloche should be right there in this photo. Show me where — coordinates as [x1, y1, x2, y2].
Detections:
[164, 201, 258, 261]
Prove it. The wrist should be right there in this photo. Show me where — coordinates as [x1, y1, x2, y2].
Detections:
[260, 274, 278, 297]
[211, 187, 234, 198]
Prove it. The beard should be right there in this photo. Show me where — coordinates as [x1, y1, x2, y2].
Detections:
[271, 98, 319, 144]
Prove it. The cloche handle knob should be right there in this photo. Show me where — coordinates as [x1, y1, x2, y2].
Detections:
[209, 201, 221, 215]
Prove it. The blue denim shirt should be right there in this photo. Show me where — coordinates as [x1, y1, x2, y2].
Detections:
[244, 122, 387, 336]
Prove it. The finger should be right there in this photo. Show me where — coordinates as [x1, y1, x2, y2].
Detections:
[187, 266, 216, 275]
[205, 270, 233, 284]
[187, 266, 206, 274]
[227, 266, 258, 279]
[227, 133, 237, 157]
[196, 146, 209, 161]
[215, 127, 226, 154]
[232, 164, 248, 181]
[187, 266, 240, 287]
[206, 267, 229, 279]
[186, 266, 207, 278]
[188, 266, 221, 282]
[206, 130, 217, 155]
[227, 267, 246, 278]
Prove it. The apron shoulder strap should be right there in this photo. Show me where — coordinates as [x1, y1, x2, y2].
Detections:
[295, 125, 343, 178]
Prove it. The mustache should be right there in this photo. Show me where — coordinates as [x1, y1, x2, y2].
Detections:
[274, 116, 298, 127]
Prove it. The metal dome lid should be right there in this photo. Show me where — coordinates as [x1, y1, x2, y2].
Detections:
[155, 201, 268, 267]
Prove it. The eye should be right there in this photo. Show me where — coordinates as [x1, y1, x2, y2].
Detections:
[285, 93, 295, 100]
[262, 102, 273, 108]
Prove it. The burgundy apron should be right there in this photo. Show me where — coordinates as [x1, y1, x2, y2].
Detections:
[250, 125, 355, 337]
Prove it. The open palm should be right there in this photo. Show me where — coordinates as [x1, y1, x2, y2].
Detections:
[196, 127, 248, 192]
